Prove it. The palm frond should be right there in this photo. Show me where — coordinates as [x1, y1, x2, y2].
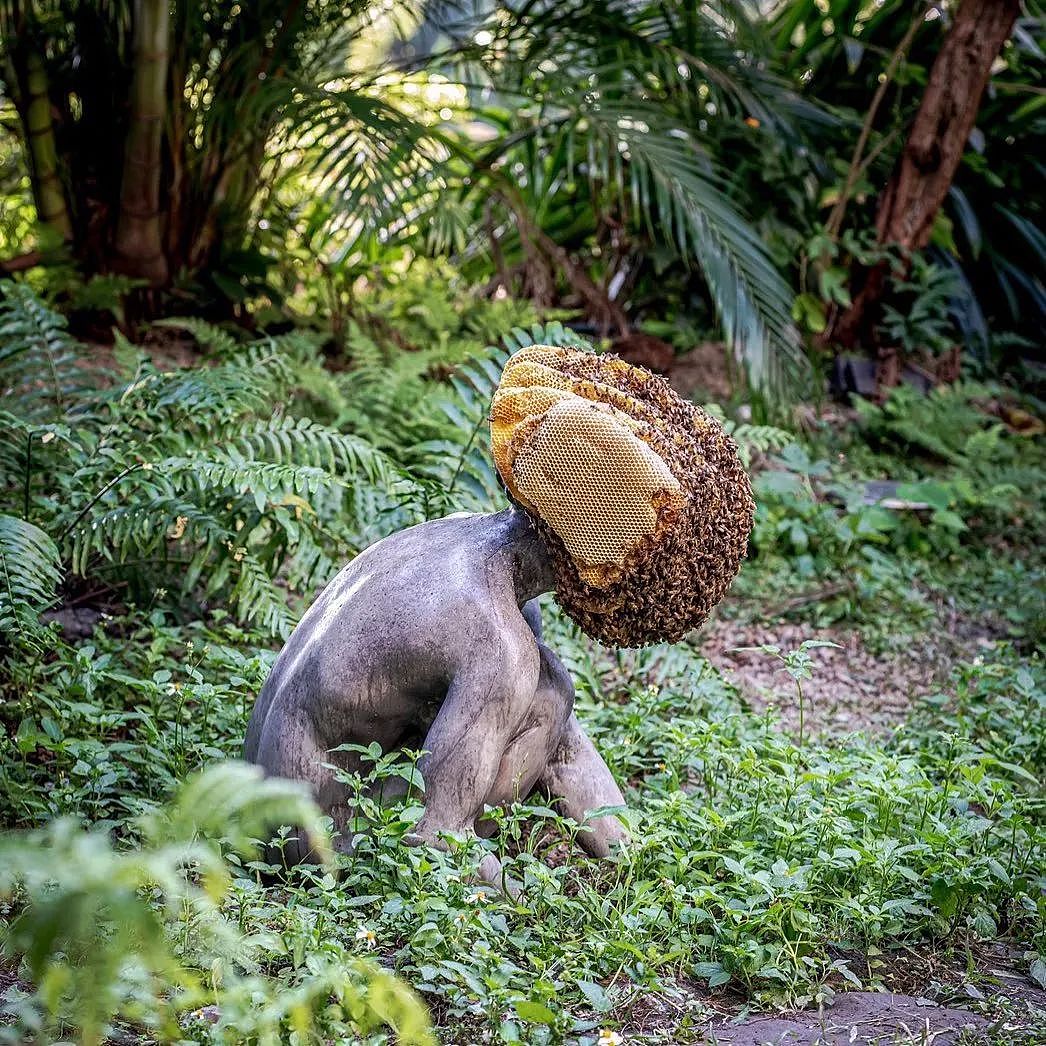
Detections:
[584, 100, 808, 394]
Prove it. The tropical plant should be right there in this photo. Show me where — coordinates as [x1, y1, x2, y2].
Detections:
[773, 0, 1043, 356]
[0, 515, 61, 650]
[0, 0, 815, 396]
[424, 0, 816, 396]
[0, 283, 411, 639]
[877, 253, 962, 357]
[0, 761, 434, 1046]
[0, 0, 445, 292]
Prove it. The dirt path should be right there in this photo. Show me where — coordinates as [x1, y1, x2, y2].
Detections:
[697, 620, 951, 738]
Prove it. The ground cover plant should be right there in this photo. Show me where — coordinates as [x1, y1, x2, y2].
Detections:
[1, 282, 1043, 1043]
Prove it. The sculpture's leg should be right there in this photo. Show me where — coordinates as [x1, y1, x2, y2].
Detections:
[542, 713, 630, 858]
[251, 706, 357, 864]
[407, 636, 540, 852]
[475, 643, 573, 834]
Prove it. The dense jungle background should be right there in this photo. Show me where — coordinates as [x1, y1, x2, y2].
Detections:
[0, 1, 1043, 1043]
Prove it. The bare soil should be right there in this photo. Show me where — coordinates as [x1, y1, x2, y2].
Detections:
[697, 620, 946, 738]
[615, 943, 1046, 1043]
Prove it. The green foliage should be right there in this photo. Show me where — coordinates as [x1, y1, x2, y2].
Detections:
[2, 615, 1041, 1041]
[0, 763, 433, 1046]
[733, 379, 1045, 653]
[855, 382, 1018, 466]
[774, 0, 1045, 351]
[878, 255, 962, 357]
[437, 0, 815, 398]
[0, 288, 1043, 1039]
[0, 285, 414, 637]
[0, 281, 88, 418]
[702, 404, 793, 469]
[0, 515, 61, 649]
[748, 442, 917, 601]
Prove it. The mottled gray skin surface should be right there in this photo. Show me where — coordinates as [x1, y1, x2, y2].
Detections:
[244, 507, 628, 880]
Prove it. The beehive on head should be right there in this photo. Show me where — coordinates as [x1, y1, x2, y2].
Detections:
[490, 344, 754, 647]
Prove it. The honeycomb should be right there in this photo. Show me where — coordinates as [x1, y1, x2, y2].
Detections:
[490, 344, 754, 647]
[511, 398, 684, 585]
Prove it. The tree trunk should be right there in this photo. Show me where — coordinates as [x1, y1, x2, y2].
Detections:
[113, 0, 170, 286]
[831, 0, 1020, 350]
[23, 49, 73, 242]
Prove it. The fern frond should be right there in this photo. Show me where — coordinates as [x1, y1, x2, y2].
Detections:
[0, 513, 62, 646]
[152, 317, 241, 356]
[701, 403, 792, 469]
[227, 416, 407, 489]
[0, 284, 89, 422]
[148, 354, 294, 421]
[231, 552, 297, 639]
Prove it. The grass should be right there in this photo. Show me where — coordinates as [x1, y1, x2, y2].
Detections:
[1, 606, 1043, 1042]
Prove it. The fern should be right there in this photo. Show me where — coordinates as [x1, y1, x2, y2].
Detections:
[0, 282, 89, 420]
[700, 403, 792, 469]
[0, 289, 420, 637]
[0, 514, 62, 647]
[152, 315, 241, 356]
[0, 762, 430, 1045]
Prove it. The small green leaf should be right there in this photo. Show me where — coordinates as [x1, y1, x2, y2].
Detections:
[514, 1000, 557, 1025]
[577, 979, 611, 1012]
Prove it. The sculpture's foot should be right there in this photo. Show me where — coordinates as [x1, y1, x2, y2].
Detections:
[542, 713, 630, 858]
[402, 829, 522, 900]
[477, 852, 522, 901]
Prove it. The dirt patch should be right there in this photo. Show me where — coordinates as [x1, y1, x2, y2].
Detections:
[669, 342, 737, 403]
[696, 621, 942, 738]
[615, 947, 1045, 1044]
[704, 991, 987, 1044]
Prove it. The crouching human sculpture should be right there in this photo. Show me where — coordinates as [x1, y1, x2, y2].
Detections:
[244, 345, 754, 881]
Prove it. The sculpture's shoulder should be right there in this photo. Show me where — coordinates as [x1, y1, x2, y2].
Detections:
[346, 511, 518, 583]
[303, 512, 517, 630]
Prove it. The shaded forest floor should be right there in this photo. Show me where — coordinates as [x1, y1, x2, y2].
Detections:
[1, 321, 1043, 1044]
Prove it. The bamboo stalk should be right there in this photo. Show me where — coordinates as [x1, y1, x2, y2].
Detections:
[113, 0, 170, 285]
[24, 49, 72, 242]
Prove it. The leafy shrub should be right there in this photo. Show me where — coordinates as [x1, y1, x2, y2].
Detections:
[1, 275, 1042, 1041]
[737, 381, 1044, 644]
[1, 285, 417, 638]
[877, 254, 963, 357]
[5, 610, 1042, 1039]
[0, 515, 61, 650]
[0, 762, 433, 1045]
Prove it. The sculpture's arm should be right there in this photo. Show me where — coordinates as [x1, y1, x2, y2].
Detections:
[410, 629, 540, 844]
[521, 597, 543, 639]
